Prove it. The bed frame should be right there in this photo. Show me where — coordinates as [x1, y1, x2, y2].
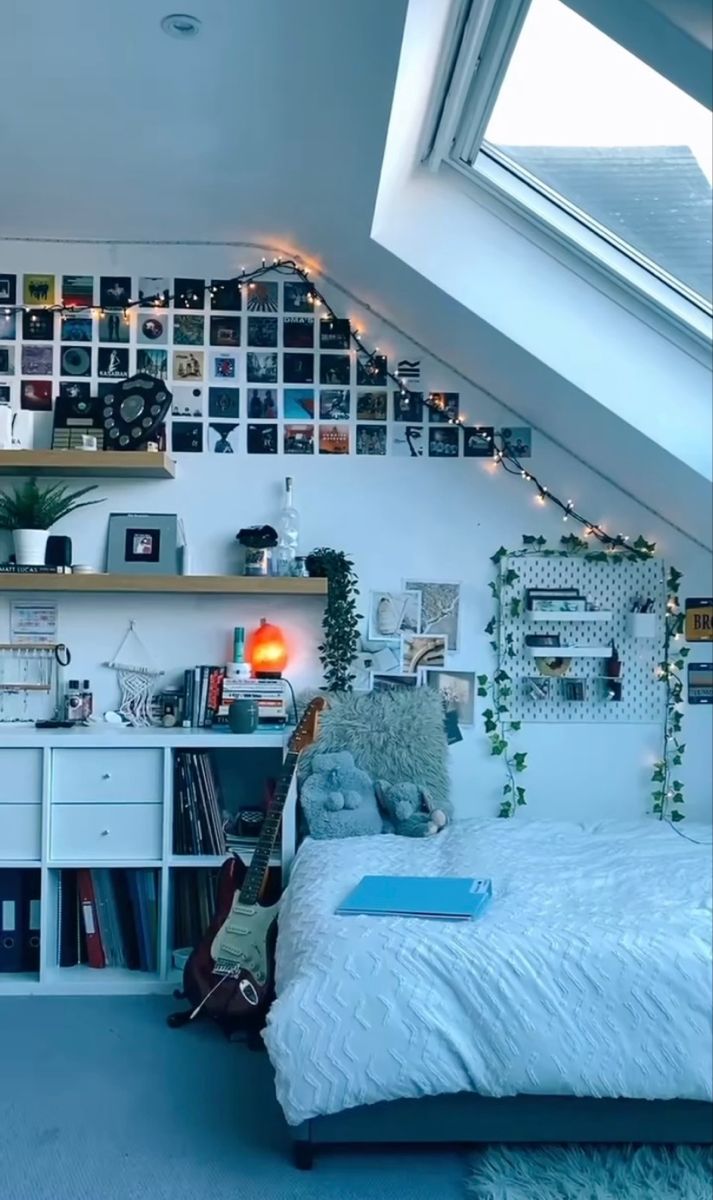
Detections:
[290, 1095, 713, 1168]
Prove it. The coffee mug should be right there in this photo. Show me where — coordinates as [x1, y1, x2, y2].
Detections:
[228, 699, 259, 734]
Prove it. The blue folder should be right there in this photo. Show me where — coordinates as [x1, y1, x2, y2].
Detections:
[336, 875, 492, 921]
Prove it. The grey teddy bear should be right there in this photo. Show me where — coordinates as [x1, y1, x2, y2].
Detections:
[300, 751, 383, 839]
[375, 780, 449, 838]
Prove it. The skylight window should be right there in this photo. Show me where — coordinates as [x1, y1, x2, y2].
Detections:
[455, 0, 713, 313]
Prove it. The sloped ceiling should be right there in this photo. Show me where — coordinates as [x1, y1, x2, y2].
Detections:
[1, 0, 710, 547]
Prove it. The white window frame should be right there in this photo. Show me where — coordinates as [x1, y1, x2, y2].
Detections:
[425, 0, 713, 349]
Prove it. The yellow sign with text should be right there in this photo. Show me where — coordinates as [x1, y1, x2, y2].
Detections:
[686, 598, 713, 642]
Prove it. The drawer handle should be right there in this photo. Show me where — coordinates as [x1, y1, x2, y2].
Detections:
[102, 773, 111, 781]
[101, 829, 110, 837]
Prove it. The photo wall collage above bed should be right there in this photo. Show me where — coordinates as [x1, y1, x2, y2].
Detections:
[0, 270, 532, 459]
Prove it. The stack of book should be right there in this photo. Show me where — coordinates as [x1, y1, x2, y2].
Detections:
[182, 665, 225, 728]
[58, 868, 158, 971]
[173, 870, 219, 952]
[173, 751, 226, 856]
[217, 677, 287, 724]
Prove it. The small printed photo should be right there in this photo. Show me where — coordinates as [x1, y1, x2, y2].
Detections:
[210, 351, 238, 381]
[20, 380, 53, 410]
[61, 346, 92, 377]
[524, 676, 551, 702]
[404, 580, 460, 649]
[99, 276, 131, 308]
[429, 427, 459, 457]
[171, 385, 204, 418]
[393, 390, 423, 422]
[356, 390, 387, 421]
[372, 674, 418, 693]
[247, 423, 278, 454]
[174, 277, 205, 309]
[246, 352, 277, 383]
[501, 425, 532, 458]
[319, 354, 350, 386]
[97, 347, 128, 378]
[61, 315, 92, 342]
[23, 310, 55, 340]
[356, 424, 387, 455]
[137, 348, 168, 380]
[402, 634, 447, 674]
[0, 274, 17, 305]
[59, 381, 91, 404]
[210, 278, 242, 312]
[246, 281, 278, 313]
[428, 392, 459, 424]
[396, 357, 420, 382]
[392, 425, 424, 457]
[283, 352, 314, 384]
[98, 311, 130, 343]
[62, 275, 93, 308]
[0, 347, 15, 375]
[463, 426, 495, 457]
[173, 314, 205, 345]
[283, 281, 312, 313]
[319, 424, 349, 455]
[356, 353, 387, 386]
[283, 317, 314, 349]
[137, 313, 168, 344]
[209, 315, 241, 347]
[127, 529, 160, 561]
[368, 590, 421, 639]
[284, 424, 315, 455]
[283, 388, 314, 420]
[21, 344, 53, 376]
[319, 318, 350, 350]
[138, 277, 170, 307]
[0, 312, 16, 340]
[208, 386, 239, 419]
[319, 389, 350, 420]
[171, 421, 203, 453]
[173, 349, 204, 381]
[247, 387, 277, 418]
[0, 384, 10, 404]
[247, 317, 277, 347]
[425, 670, 475, 725]
[23, 273, 55, 305]
[209, 422, 238, 453]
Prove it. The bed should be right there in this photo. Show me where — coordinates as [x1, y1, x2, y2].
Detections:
[262, 818, 713, 1166]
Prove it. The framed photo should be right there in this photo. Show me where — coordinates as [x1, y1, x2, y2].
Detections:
[371, 673, 419, 693]
[463, 426, 495, 457]
[561, 678, 587, 702]
[401, 634, 447, 674]
[368, 590, 421, 639]
[284, 424, 314, 454]
[404, 580, 460, 649]
[424, 669, 475, 725]
[688, 663, 712, 704]
[530, 597, 587, 613]
[685, 598, 712, 642]
[106, 513, 179, 575]
[523, 676, 551, 702]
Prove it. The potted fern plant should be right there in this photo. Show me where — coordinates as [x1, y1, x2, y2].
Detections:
[0, 478, 103, 565]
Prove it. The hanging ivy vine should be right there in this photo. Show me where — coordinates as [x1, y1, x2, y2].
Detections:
[478, 535, 687, 822]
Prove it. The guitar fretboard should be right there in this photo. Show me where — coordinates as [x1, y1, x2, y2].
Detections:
[238, 749, 297, 906]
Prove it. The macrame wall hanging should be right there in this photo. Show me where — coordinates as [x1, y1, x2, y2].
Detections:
[105, 620, 163, 726]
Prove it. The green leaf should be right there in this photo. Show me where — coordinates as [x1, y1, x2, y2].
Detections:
[477, 674, 488, 686]
[672, 780, 684, 791]
[679, 647, 690, 658]
[510, 598, 522, 618]
[489, 641, 498, 653]
[671, 810, 685, 822]
[652, 802, 663, 814]
[491, 546, 508, 564]
[513, 752, 527, 772]
[484, 619, 496, 636]
[502, 569, 520, 587]
[671, 756, 682, 766]
[498, 802, 513, 818]
[491, 743, 505, 756]
[522, 535, 536, 545]
[484, 720, 497, 734]
[488, 581, 499, 597]
[502, 784, 512, 795]
[494, 669, 511, 683]
[477, 687, 488, 698]
[482, 708, 494, 719]
[509, 720, 522, 731]
[585, 552, 608, 563]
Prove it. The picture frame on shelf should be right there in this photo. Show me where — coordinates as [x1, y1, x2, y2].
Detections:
[523, 676, 551, 702]
[106, 513, 179, 575]
[530, 597, 588, 613]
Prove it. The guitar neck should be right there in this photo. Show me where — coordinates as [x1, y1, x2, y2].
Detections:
[238, 750, 296, 905]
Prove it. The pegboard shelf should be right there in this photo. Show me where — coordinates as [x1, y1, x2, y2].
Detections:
[527, 646, 611, 658]
[527, 611, 613, 622]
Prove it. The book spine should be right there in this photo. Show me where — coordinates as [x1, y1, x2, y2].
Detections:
[192, 667, 201, 729]
[183, 669, 193, 728]
[0, 564, 66, 573]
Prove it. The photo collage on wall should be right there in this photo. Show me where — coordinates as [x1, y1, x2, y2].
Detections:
[0, 270, 532, 459]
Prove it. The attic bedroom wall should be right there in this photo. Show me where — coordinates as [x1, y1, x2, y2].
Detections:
[1, 239, 710, 822]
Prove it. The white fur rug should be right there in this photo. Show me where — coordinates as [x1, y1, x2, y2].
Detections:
[467, 1144, 712, 1199]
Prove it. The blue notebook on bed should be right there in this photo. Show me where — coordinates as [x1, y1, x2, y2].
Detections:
[336, 875, 492, 921]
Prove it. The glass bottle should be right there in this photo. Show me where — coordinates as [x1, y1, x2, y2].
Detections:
[275, 476, 299, 576]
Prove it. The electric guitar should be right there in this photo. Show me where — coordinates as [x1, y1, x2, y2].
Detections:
[168, 698, 324, 1032]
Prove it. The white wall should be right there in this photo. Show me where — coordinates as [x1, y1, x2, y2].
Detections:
[1, 241, 711, 822]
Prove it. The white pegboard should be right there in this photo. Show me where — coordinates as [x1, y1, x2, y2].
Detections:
[500, 554, 666, 723]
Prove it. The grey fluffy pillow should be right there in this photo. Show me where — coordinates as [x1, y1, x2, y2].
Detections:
[299, 689, 451, 817]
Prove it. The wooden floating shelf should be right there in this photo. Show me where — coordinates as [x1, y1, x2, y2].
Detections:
[0, 573, 327, 595]
[0, 450, 175, 478]
[527, 646, 612, 658]
[527, 611, 613, 622]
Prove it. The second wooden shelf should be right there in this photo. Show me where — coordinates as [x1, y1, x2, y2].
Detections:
[0, 574, 328, 595]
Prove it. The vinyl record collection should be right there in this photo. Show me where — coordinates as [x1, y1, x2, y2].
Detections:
[173, 870, 220, 952]
[173, 751, 226, 855]
[57, 868, 158, 972]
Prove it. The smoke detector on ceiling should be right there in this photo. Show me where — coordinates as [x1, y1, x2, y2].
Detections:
[161, 13, 202, 38]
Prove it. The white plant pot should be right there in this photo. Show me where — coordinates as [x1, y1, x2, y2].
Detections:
[13, 528, 49, 566]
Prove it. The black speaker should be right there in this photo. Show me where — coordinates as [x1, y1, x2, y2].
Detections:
[45, 535, 72, 569]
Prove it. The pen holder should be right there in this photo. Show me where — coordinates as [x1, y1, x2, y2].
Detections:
[628, 612, 657, 639]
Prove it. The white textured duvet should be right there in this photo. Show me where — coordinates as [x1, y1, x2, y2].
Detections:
[263, 820, 712, 1126]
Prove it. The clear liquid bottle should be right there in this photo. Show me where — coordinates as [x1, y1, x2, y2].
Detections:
[275, 476, 299, 576]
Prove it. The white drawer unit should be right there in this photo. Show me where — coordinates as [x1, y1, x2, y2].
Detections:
[0, 748, 43, 804]
[0, 803, 41, 859]
[50, 803, 163, 862]
[52, 749, 163, 806]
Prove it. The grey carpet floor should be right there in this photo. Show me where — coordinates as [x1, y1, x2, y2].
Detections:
[0, 996, 465, 1200]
